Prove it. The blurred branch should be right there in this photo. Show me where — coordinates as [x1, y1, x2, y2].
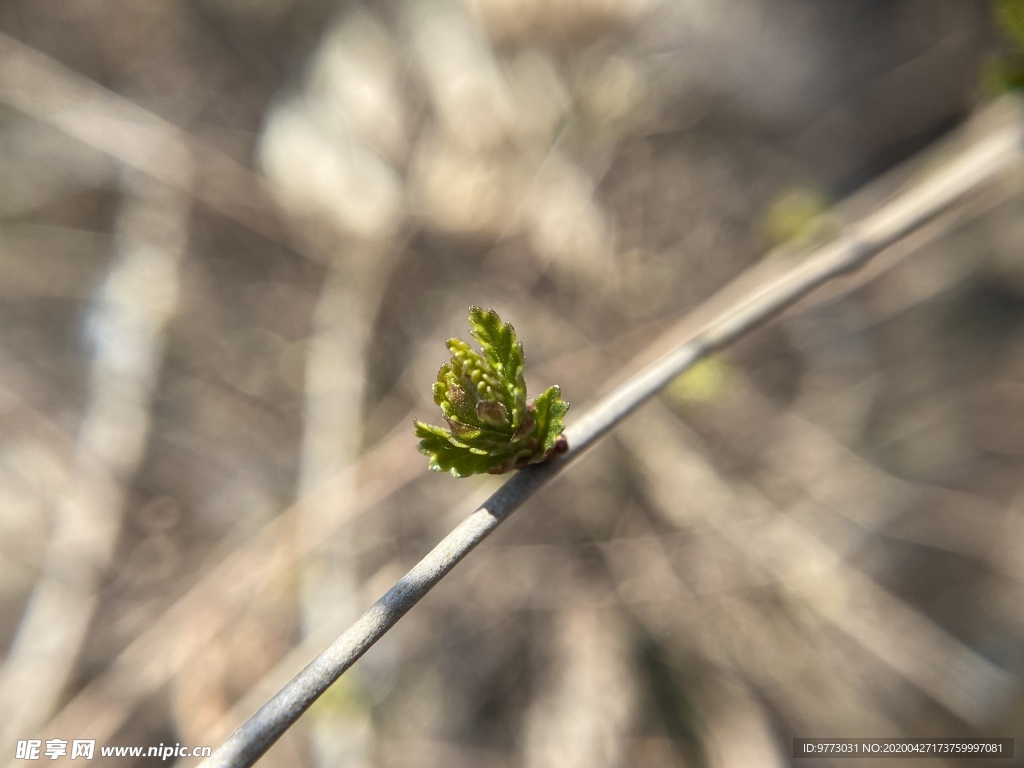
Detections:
[13, 426, 419, 768]
[522, 607, 635, 768]
[0, 173, 188, 756]
[625, 400, 1015, 727]
[294, 255, 395, 764]
[201, 97, 1024, 768]
[0, 31, 294, 254]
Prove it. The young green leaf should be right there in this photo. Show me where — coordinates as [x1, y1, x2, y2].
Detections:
[532, 385, 569, 455]
[414, 307, 569, 478]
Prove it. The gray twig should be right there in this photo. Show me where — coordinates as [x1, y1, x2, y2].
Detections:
[201, 98, 1024, 768]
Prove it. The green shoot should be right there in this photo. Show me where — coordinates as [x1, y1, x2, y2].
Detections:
[414, 307, 569, 477]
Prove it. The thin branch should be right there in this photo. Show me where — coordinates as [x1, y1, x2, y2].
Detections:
[26, 309, 644, 768]
[201, 98, 1024, 768]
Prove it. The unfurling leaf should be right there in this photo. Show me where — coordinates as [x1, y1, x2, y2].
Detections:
[414, 307, 569, 477]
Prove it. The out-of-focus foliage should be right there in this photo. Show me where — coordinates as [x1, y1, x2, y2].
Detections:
[986, 0, 1024, 91]
[665, 356, 732, 406]
[763, 187, 830, 248]
[994, 0, 1024, 44]
[415, 307, 568, 477]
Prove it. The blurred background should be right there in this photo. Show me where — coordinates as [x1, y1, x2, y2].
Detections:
[2, 0, 1024, 766]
